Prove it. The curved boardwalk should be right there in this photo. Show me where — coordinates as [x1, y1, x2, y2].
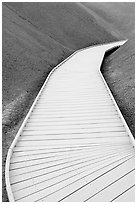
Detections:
[6, 41, 135, 202]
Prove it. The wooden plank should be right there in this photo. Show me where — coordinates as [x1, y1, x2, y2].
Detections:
[41, 93, 110, 98]
[10, 151, 133, 186]
[11, 146, 132, 164]
[34, 106, 114, 111]
[26, 118, 121, 126]
[32, 108, 116, 114]
[24, 123, 123, 131]
[16, 137, 129, 147]
[31, 111, 117, 117]
[38, 96, 111, 100]
[15, 155, 133, 202]
[45, 91, 108, 95]
[60, 157, 135, 201]
[36, 101, 113, 106]
[36, 103, 113, 107]
[13, 142, 132, 152]
[28, 115, 120, 122]
[112, 185, 135, 202]
[11, 149, 130, 179]
[43, 88, 108, 92]
[19, 132, 127, 141]
[86, 170, 135, 202]
[22, 126, 125, 135]
[40, 97, 111, 102]
[40, 93, 111, 97]
[11, 148, 131, 169]
[12, 143, 131, 157]
[37, 99, 112, 103]
[11, 148, 99, 166]
[30, 111, 118, 118]
[13, 157, 134, 201]
[35, 100, 114, 107]
[11, 154, 133, 195]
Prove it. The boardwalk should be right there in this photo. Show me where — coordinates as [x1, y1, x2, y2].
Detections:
[6, 41, 135, 202]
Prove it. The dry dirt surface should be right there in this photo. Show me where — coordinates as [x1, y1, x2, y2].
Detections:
[2, 2, 134, 201]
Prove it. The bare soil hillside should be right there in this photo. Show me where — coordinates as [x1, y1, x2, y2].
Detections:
[4, 2, 117, 50]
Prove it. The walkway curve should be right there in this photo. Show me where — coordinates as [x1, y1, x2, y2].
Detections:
[5, 40, 135, 202]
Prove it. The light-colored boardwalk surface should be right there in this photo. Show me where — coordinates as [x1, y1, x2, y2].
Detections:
[6, 41, 135, 202]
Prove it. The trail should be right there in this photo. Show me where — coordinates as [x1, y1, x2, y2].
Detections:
[6, 40, 135, 202]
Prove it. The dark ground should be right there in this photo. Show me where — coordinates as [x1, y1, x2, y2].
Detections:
[101, 40, 135, 136]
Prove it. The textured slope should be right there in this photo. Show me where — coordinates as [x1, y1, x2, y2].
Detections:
[4, 2, 117, 50]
